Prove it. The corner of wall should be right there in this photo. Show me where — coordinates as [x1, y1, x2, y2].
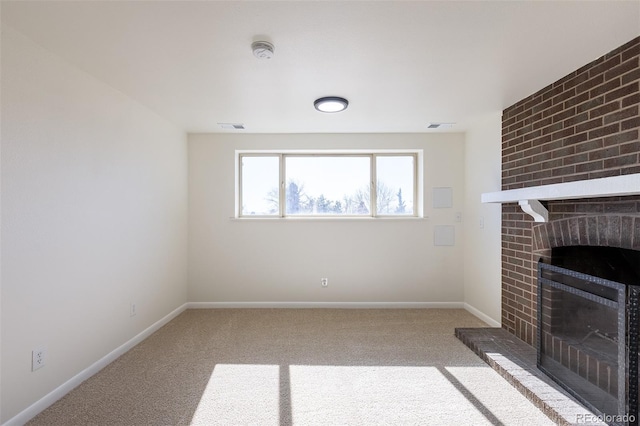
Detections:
[463, 113, 503, 326]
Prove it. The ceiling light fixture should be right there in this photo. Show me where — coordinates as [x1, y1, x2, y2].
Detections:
[314, 96, 349, 113]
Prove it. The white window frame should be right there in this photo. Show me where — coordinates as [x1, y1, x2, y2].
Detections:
[236, 150, 421, 218]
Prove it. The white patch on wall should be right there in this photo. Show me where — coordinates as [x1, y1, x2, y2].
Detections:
[433, 187, 453, 208]
[434, 225, 455, 246]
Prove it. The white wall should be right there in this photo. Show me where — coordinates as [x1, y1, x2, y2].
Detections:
[1, 8, 4, 423]
[1, 27, 188, 422]
[463, 113, 502, 325]
[189, 133, 465, 304]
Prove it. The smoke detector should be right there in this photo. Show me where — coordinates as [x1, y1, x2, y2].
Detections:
[251, 41, 274, 59]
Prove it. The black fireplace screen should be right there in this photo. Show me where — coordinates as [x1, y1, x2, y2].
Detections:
[538, 260, 639, 425]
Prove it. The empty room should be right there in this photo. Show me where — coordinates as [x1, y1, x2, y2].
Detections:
[1, 1, 639, 425]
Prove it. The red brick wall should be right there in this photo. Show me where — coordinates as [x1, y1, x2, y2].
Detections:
[501, 37, 640, 346]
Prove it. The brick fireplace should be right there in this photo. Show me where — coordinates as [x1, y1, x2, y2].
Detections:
[501, 36, 640, 347]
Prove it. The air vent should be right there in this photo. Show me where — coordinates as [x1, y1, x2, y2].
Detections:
[218, 123, 245, 130]
[427, 122, 455, 129]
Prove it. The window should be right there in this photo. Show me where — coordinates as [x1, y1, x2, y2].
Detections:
[238, 152, 418, 217]
[240, 155, 280, 215]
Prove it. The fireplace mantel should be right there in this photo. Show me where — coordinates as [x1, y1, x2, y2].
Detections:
[481, 173, 640, 222]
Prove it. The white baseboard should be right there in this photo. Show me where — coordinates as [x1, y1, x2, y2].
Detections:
[188, 302, 500, 327]
[3, 303, 188, 426]
[463, 303, 501, 327]
[188, 301, 465, 309]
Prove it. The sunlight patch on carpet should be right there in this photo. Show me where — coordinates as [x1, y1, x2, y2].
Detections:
[189, 363, 554, 425]
[191, 364, 280, 425]
[288, 365, 490, 425]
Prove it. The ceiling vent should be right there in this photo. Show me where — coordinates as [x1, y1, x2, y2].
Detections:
[427, 122, 455, 129]
[218, 123, 245, 130]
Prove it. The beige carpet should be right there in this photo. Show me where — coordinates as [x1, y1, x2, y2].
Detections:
[27, 309, 554, 425]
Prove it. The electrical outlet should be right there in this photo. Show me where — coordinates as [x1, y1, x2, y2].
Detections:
[130, 302, 137, 317]
[455, 212, 462, 222]
[321, 278, 328, 287]
[32, 348, 46, 371]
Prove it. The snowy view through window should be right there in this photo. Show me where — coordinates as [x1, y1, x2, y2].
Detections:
[240, 154, 415, 217]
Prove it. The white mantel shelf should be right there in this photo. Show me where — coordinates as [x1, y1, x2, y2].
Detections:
[481, 173, 640, 222]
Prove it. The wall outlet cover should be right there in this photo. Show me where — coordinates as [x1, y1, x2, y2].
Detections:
[32, 348, 46, 371]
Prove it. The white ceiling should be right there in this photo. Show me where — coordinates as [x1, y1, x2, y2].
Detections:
[2, 1, 639, 134]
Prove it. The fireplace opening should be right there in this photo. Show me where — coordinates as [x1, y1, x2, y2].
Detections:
[538, 246, 640, 425]
[551, 246, 640, 287]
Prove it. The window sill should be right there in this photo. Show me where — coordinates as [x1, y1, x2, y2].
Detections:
[230, 216, 429, 222]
